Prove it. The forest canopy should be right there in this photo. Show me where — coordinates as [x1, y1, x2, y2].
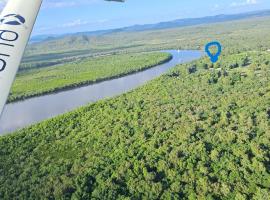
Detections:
[9, 52, 171, 103]
[0, 51, 269, 199]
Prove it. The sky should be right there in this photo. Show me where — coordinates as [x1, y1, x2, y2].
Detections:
[0, 0, 270, 36]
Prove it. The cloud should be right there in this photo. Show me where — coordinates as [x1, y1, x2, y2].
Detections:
[246, 0, 258, 4]
[60, 18, 108, 28]
[211, 4, 220, 11]
[230, 0, 259, 7]
[0, 0, 100, 10]
[61, 19, 89, 28]
[43, 0, 100, 8]
[34, 18, 109, 34]
[45, 2, 78, 8]
[0, 0, 100, 12]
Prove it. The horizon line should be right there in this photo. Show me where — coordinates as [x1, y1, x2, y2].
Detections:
[31, 8, 270, 38]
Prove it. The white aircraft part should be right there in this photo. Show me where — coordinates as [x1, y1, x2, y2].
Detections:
[0, 0, 42, 116]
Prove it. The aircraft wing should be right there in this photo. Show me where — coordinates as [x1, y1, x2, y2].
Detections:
[0, 0, 42, 116]
[0, 0, 125, 117]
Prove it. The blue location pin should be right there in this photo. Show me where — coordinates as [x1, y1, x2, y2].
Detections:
[205, 41, 222, 63]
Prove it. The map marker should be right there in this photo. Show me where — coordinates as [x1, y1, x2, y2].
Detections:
[205, 41, 222, 63]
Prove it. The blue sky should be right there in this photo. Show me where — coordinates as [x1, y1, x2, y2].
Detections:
[1, 0, 270, 35]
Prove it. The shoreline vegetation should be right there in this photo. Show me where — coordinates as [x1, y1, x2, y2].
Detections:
[1, 51, 269, 199]
[8, 52, 172, 103]
[1, 14, 270, 199]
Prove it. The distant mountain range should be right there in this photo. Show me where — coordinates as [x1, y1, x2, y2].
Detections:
[30, 9, 270, 43]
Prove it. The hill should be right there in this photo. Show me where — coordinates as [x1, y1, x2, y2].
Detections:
[22, 15, 270, 70]
[30, 9, 270, 43]
[1, 8, 270, 199]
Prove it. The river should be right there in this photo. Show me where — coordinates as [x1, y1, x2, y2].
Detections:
[0, 50, 203, 135]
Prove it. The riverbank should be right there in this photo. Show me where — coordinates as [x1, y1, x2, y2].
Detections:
[1, 51, 269, 199]
[8, 52, 172, 103]
[0, 50, 203, 134]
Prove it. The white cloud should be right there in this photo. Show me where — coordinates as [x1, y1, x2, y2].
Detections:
[247, 0, 258, 4]
[60, 18, 108, 28]
[34, 18, 109, 34]
[211, 4, 220, 11]
[61, 19, 89, 28]
[43, 0, 100, 8]
[0, 0, 100, 12]
[230, 0, 259, 7]
[45, 2, 77, 8]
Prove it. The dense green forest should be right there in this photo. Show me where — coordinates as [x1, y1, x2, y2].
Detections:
[1, 12, 270, 200]
[16, 16, 270, 71]
[23, 16, 270, 59]
[1, 50, 269, 199]
[9, 52, 171, 102]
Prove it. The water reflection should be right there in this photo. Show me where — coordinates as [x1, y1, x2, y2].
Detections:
[0, 50, 203, 135]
